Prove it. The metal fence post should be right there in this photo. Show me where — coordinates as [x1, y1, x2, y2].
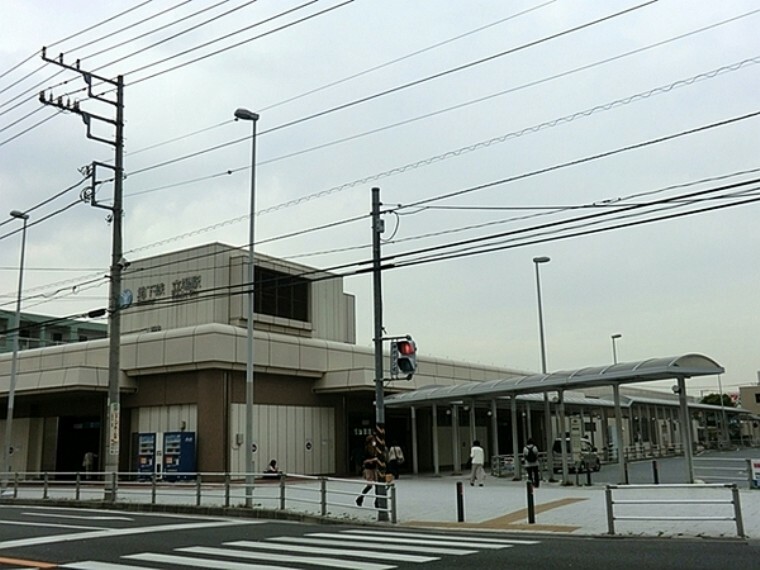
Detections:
[279, 473, 286, 510]
[605, 485, 615, 535]
[110, 472, 117, 503]
[75, 472, 81, 501]
[151, 474, 157, 505]
[196, 474, 202, 506]
[12, 472, 18, 499]
[320, 477, 327, 517]
[390, 483, 397, 524]
[652, 460, 659, 485]
[456, 481, 464, 522]
[43, 472, 49, 500]
[527, 481, 535, 524]
[730, 484, 745, 538]
[746, 458, 753, 490]
[224, 472, 230, 508]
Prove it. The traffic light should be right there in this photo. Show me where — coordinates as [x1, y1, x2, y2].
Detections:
[394, 338, 417, 378]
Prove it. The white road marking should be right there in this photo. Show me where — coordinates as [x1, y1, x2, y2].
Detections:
[62, 561, 160, 569]
[269, 536, 477, 555]
[307, 532, 514, 549]
[0, 520, 261, 550]
[0, 520, 103, 530]
[227, 540, 437, 563]
[126, 552, 303, 569]
[344, 529, 540, 545]
[179, 546, 395, 570]
[23, 512, 133, 521]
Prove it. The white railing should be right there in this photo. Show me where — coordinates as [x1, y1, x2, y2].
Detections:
[0, 471, 397, 524]
[605, 483, 744, 537]
[693, 457, 756, 489]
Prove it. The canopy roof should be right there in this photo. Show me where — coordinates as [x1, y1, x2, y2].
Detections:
[385, 354, 724, 407]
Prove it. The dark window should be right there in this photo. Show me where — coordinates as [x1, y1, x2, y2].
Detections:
[755, 394, 760, 404]
[52, 332, 63, 342]
[254, 268, 310, 322]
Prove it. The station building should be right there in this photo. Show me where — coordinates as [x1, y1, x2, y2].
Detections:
[0, 242, 755, 478]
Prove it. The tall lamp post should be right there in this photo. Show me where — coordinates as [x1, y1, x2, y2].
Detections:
[533, 256, 554, 481]
[611, 333, 622, 364]
[234, 107, 259, 507]
[610, 332, 626, 482]
[2, 210, 29, 489]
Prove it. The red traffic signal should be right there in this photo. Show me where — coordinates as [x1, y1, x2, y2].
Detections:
[394, 338, 417, 377]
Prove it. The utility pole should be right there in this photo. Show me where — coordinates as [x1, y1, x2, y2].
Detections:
[371, 187, 388, 522]
[40, 48, 125, 501]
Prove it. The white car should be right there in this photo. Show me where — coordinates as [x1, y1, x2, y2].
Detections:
[552, 437, 601, 473]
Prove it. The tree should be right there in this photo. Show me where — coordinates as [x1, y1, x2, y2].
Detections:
[700, 393, 734, 407]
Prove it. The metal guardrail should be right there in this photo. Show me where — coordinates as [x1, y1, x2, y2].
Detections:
[0, 471, 397, 524]
[693, 457, 756, 489]
[605, 483, 744, 537]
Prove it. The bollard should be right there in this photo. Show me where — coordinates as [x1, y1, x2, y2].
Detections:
[586, 463, 592, 487]
[624, 460, 629, 485]
[526, 481, 535, 524]
[456, 481, 465, 522]
[652, 460, 659, 485]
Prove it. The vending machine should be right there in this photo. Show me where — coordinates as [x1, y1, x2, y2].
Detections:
[136, 433, 157, 480]
[162, 431, 196, 481]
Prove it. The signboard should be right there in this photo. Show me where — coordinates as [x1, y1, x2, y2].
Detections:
[109, 402, 120, 456]
[569, 416, 582, 464]
[751, 459, 760, 489]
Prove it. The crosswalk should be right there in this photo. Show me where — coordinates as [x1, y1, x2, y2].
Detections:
[60, 529, 540, 569]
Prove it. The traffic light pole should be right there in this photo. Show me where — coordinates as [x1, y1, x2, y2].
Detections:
[371, 186, 389, 522]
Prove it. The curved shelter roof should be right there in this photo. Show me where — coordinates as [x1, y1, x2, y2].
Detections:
[385, 354, 724, 407]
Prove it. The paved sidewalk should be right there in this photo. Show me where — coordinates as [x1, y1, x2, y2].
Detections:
[388, 472, 758, 539]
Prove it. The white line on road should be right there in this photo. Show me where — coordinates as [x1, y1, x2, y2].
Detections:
[308, 532, 514, 549]
[0, 520, 103, 531]
[269, 536, 477, 555]
[62, 561, 161, 569]
[344, 529, 540, 545]
[23, 512, 134, 521]
[179, 546, 395, 570]
[0, 520, 263, 550]
[227, 540, 438, 563]
[126, 552, 303, 569]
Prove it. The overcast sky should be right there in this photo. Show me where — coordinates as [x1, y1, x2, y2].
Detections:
[1, 0, 758, 398]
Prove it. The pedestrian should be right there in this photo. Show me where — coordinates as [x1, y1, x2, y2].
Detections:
[386, 441, 404, 480]
[523, 438, 541, 488]
[263, 459, 281, 480]
[469, 440, 486, 486]
[355, 433, 385, 506]
[82, 451, 96, 480]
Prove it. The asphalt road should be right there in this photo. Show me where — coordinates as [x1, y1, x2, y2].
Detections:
[0, 505, 758, 569]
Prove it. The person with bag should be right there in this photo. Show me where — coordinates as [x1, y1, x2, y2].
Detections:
[523, 438, 541, 488]
[387, 441, 404, 480]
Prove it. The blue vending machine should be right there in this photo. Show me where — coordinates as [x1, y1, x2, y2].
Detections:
[162, 431, 196, 481]
[136, 433, 156, 480]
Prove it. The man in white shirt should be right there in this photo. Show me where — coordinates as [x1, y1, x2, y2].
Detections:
[469, 440, 486, 486]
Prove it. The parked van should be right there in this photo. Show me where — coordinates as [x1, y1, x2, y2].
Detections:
[552, 437, 601, 473]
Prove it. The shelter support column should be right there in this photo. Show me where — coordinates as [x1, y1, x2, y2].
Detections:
[510, 396, 521, 480]
[526, 402, 533, 439]
[411, 406, 419, 475]
[677, 377, 695, 483]
[544, 392, 556, 482]
[432, 404, 440, 477]
[469, 403, 477, 445]
[558, 390, 570, 484]
[613, 384, 626, 484]
[490, 399, 499, 455]
[451, 404, 461, 475]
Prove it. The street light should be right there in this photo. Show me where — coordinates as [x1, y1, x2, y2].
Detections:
[2, 210, 29, 490]
[234, 107, 259, 507]
[611, 333, 622, 364]
[533, 256, 550, 373]
[532, 255, 555, 480]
